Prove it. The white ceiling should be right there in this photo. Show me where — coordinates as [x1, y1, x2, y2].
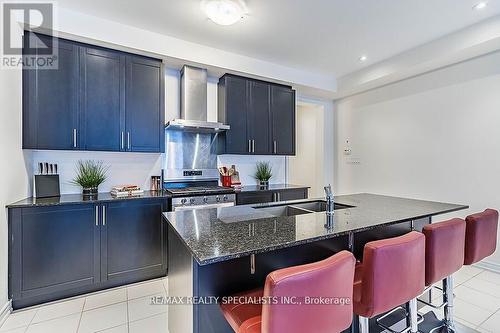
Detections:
[57, 0, 500, 77]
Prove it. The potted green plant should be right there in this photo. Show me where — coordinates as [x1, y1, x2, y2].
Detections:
[71, 160, 109, 197]
[254, 161, 272, 189]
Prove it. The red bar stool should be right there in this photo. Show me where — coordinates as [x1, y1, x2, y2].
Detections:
[220, 251, 355, 333]
[464, 209, 499, 265]
[421, 218, 466, 331]
[354, 231, 425, 333]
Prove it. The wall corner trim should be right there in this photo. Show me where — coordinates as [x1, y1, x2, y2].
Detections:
[0, 300, 12, 327]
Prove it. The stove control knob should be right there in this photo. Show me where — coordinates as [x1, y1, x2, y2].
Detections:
[180, 198, 187, 205]
[189, 198, 196, 205]
[216, 196, 221, 202]
[203, 196, 208, 203]
[223, 195, 228, 201]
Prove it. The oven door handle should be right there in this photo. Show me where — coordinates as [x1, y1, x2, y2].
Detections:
[173, 202, 235, 211]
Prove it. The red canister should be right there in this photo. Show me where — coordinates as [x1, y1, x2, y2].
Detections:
[221, 175, 232, 187]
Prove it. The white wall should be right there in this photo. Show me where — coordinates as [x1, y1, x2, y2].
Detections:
[334, 50, 500, 269]
[217, 155, 286, 186]
[299, 96, 335, 191]
[289, 104, 325, 197]
[0, 69, 30, 314]
[30, 151, 162, 193]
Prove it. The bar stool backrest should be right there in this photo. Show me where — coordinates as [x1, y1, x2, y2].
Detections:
[261, 250, 355, 333]
[358, 231, 425, 318]
[423, 218, 465, 286]
[464, 209, 499, 265]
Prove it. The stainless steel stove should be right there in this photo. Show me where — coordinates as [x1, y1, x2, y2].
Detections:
[166, 182, 236, 211]
[167, 186, 234, 196]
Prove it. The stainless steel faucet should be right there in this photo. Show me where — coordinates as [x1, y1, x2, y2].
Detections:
[324, 184, 334, 215]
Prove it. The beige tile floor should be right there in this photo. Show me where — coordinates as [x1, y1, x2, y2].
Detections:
[0, 277, 168, 333]
[1, 266, 500, 332]
[420, 265, 500, 332]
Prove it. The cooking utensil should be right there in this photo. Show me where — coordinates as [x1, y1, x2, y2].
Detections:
[54, 164, 58, 174]
[39, 163, 43, 175]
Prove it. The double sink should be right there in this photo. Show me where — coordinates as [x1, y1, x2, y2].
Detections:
[254, 200, 354, 217]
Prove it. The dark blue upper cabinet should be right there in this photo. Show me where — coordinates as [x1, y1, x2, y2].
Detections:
[271, 85, 295, 155]
[125, 56, 164, 152]
[247, 80, 271, 154]
[218, 74, 295, 155]
[22, 32, 164, 153]
[80, 47, 125, 151]
[217, 75, 249, 154]
[23, 32, 79, 150]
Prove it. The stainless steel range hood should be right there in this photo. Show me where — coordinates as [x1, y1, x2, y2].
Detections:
[165, 65, 229, 132]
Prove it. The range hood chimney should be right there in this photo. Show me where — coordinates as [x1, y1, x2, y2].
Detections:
[165, 65, 229, 132]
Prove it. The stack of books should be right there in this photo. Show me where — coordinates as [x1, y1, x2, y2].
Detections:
[110, 185, 144, 197]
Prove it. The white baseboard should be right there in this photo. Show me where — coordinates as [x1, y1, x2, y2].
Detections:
[474, 260, 500, 274]
[0, 300, 12, 327]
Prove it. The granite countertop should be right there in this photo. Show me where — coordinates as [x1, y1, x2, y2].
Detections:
[235, 184, 309, 193]
[163, 193, 468, 265]
[7, 190, 172, 208]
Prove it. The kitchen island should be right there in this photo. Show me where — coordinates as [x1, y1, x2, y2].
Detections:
[163, 193, 469, 333]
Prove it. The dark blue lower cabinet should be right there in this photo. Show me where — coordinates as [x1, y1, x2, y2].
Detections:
[236, 188, 308, 205]
[100, 200, 167, 284]
[8, 199, 168, 309]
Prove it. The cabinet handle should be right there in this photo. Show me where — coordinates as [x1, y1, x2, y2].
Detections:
[127, 132, 131, 151]
[102, 206, 106, 226]
[73, 129, 77, 148]
[250, 254, 255, 275]
[121, 132, 124, 150]
[278, 192, 281, 201]
[248, 140, 251, 153]
[95, 206, 99, 226]
[252, 140, 255, 153]
[273, 140, 277, 154]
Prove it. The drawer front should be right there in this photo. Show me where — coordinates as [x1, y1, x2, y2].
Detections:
[236, 192, 274, 205]
[276, 188, 308, 202]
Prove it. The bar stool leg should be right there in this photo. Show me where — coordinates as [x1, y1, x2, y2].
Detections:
[359, 316, 369, 333]
[443, 276, 456, 331]
[408, 298, 419, 333]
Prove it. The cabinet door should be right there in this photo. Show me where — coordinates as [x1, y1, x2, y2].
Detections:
[101, 200, 167, 283]
[236, 192, 274, 205]
[23, 33, 79, 150]
[277, 188, 308, 201]
[248, 81, 271, 154]
[271, 85, 296, 155]
[80, 47, 124, 151]
[125, 56, 164, 152]
[224, 76, 249, 154]
[11, 205, 100, 300]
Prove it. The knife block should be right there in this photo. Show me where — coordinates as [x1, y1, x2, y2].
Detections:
[34, 175, 61, 198]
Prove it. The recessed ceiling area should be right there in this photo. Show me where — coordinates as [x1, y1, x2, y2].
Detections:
[56, 0, 500, 78]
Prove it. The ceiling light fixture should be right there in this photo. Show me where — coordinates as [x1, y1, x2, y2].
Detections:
[473, 1, 488, 10]
[201, 0, 248, 26]
[359, 55, 368, 62]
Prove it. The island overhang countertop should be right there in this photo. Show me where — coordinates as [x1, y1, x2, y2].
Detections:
[163, 193, 468, 265]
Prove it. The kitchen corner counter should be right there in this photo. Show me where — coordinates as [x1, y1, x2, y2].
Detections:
[235, 184, 309, 192]
[163, 193, 468, 265]
[7, 190, 172, 208]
